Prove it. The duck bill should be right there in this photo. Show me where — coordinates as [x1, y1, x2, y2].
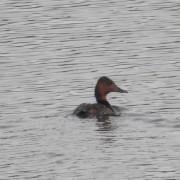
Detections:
[116, 86, 128, 93]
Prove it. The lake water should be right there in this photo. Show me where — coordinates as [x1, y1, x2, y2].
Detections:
[0, 0, 180, 179]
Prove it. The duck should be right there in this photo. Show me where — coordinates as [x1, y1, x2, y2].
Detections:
[73, 76, 128, 118]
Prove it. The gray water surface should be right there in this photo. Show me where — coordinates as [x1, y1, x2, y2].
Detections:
[0, 0, 180, 179]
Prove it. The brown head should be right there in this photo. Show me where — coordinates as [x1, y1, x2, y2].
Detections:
[95, 76, 128, 104]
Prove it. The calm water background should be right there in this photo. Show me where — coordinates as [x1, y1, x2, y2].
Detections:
[0, 0, 180, 179]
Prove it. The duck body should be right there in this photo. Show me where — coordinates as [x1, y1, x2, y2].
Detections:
[73, 103, 115, 118]
[73, 76, 127, 118]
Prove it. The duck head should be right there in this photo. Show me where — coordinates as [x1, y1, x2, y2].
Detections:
[95, 76, 128, 104]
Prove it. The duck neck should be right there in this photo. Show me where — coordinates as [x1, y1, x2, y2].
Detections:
[96, 97, 114, 112]
[95, 89, 114, 112]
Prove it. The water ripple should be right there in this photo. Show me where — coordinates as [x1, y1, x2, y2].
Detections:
[0, 0, 180, 179]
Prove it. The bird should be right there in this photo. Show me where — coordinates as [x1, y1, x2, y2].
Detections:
[73, 76, 128, 118]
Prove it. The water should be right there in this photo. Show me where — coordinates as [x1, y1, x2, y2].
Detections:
[0, 0, 180, 179]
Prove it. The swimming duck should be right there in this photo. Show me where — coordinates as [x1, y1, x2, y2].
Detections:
[73, 76, 128, 118]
